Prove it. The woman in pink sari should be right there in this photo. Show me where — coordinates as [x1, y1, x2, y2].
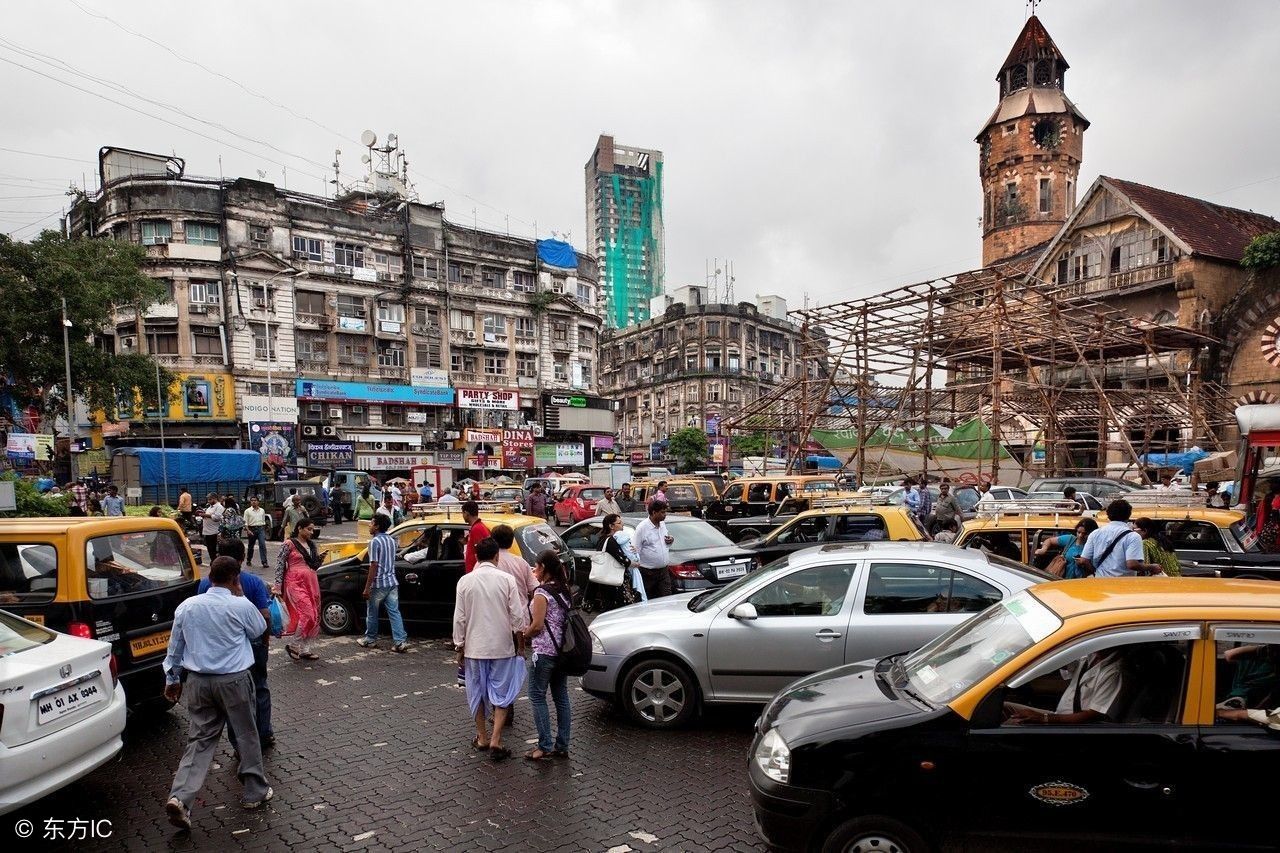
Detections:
[274, 518, 323, 661]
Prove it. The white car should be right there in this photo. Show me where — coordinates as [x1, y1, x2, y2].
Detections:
[0, 610, 126, 815]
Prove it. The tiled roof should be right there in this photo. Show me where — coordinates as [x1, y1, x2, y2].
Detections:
[1001, 16, 1068, 72]
[1105, 177, 1280, 262]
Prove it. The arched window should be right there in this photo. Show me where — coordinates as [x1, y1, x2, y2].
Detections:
[1034, 60, 1053, 87]
[1009, 64, 1028, 92]
[1152, 310, 1176, 326]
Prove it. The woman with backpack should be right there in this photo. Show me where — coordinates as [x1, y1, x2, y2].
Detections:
[521, 550, 573, 761]
[218, 495, 244, 552]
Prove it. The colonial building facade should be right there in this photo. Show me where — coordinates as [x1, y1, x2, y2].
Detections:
[69, 147, 606, 467]
[601, 286, 815, 459]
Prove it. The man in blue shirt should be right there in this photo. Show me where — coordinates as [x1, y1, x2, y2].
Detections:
[1080, 498, 1146, 578]
[358, 512, 408, 652]
[198, 538, 274, 750]
[163, 555, 273, 831]
[101, 484, 125, 516]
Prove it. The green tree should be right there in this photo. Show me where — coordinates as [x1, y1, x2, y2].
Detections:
[1242, 231, 1280, 270]
[0, 474, 70, 518]
[667, 427, 709, 473]
[0, 230, 176, 420]
[730, 432, 769, 457]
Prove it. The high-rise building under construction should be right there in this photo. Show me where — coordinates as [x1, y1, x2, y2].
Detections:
[585, 135, 664, 329]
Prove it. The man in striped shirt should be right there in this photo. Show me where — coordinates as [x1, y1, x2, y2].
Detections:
[357, 513, 408, 652]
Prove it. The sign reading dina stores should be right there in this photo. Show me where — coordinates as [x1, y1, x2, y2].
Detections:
[457, 387, 519, 410]
[502, 428, 535, 470]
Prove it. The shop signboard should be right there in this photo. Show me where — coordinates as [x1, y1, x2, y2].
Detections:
[534, 442, 585, 467]
[296, 378, 453, 406]
[464, 429, 502, 444]
[411, 367, 450, 387]
[356, 453, 433, 470]
[457, 387, 518, 410]
[502, 428, 535, 470]
[249, 422, 297, 475]
[305, 441, 356, 468]
[434, 449, 465, 467]
[241, 395, 300, 423]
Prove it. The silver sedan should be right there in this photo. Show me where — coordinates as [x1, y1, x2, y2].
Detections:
[583, 541, 1047, 729]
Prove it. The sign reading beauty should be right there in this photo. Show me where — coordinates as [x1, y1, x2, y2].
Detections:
[457, 387, 518, 410]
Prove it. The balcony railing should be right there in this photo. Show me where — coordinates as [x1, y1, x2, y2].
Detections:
[1058, 261, 1175, 298]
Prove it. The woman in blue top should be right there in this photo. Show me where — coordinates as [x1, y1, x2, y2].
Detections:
[1034, 517, 1098, 579]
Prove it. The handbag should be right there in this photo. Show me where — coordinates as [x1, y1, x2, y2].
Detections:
[1045, 554, 1068, 578]
[589, 539, 626, 587]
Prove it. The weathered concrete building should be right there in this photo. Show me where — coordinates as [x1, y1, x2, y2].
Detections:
[600, 285, 819, 459]
[69, 147, 606, 467]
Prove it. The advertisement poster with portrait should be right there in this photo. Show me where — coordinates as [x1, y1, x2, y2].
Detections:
[249, 422, 297, 476]
[182, 377, 213, 417]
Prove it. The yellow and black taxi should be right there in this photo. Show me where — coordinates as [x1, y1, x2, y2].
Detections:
[1099, 495, 1280, 580]
[743, 503, 927, 565]
[750, 578, 1280, 852]
[707, 476, 855, 540]
[0, 517, 198, 708]
[316, 509, 567, 635]
[629, 478, 721, 517]
[954, 498, 1087, 568]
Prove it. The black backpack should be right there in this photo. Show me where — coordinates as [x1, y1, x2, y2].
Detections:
[541, 585, 592, 676]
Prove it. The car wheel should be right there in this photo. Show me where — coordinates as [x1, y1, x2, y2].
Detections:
[321, 596, 355, 635]
[737, 528, 763, 542]
[821, 816, 929, 853]
[619, 658, 698, 729]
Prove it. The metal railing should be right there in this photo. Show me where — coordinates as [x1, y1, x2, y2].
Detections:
[972, 499, 1084, 518]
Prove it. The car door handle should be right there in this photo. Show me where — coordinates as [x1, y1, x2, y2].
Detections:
[1123, 778, 1174, 796]
[814, 629, 843, 639]
[404, 573, 420, 584]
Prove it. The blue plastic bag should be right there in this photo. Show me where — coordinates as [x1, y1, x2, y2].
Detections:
[268, 595, 286, 638]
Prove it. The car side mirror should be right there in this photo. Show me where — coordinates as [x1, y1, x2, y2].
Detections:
[729, 602, 758, 621]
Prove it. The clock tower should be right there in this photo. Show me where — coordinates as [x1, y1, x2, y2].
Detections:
[977, 16, 1089, 266]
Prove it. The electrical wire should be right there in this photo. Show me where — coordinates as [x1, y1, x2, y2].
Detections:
[0, 145, 94, 164]
[5, 209, 63, 236]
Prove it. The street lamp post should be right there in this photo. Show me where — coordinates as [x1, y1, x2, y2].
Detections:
[61, 298, 77, 482]
[150, 331, 170, 506]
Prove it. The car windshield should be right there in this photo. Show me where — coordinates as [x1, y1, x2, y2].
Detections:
[517, 524, 565, 561]
[803, 480, 839, 492]
[902, 590, 1061, 705]
[1232, 520, 1260, 553]
[0, 610, 55, 657]
[689, 554, 791, 612]
[85, 530, 194, 598]
[667, 521, 734, 550]
[954, 488, 981, 512]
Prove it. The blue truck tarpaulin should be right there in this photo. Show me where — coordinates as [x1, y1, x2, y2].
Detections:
[116, 448, 262, 485]
[806, 454, 842, 470]
[1140, 447, 1210, 475]
[536, 239, 578, 269]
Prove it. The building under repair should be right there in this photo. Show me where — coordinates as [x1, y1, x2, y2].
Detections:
[723, 260, 1234, 486]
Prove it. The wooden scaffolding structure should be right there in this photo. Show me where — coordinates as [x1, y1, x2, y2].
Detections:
[723, 261, 1232, 484]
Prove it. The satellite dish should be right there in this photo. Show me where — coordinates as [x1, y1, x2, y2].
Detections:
[387, 133, 398, 147]
[360, 130, 377, 147]
[361, 153, 371, 165]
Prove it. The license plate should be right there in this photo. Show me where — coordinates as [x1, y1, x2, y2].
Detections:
[716, 563, 748, 581]
[36, 678, 104, 725]
[129, 630, 170, 658]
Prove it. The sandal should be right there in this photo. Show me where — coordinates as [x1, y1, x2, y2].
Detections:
[489, 746, 512, 762]
[285, 645, 301, 661]
[300, 652, 320, 661]
[524, 748, 551, 762]
[471, 738, 489, 751]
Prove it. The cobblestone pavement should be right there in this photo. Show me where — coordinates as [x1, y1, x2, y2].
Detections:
[9, 617, 766, 851]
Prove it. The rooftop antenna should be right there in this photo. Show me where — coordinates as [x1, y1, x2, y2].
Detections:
[726, 259, 735, 303]
[331, 149, 342, 197]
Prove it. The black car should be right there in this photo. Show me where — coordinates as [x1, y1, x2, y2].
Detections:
[316, 517, 567, 635]
[560, 514, 757, 593]
[1164, 514, 1280, 579]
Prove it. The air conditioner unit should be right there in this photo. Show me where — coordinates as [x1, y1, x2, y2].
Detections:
[301, 424, 319, 438]
[190, 303, 207, 313]
[442, 430, 461, 440]
[483, 333, 497, 344]
[378, 271, 393, 282]
[351, 405, 364, 414]
[370, 441, 386, 451]
[329, 407, 343, 419]
[465, 330, 476, 340]
[321, 425, 339, 437]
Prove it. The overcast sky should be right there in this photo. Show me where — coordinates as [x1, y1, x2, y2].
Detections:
[2, 0, 1277, 308]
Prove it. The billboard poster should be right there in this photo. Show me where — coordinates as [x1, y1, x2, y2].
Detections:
[705, 414, 721, 436]
[502, 428, 535, 470]
[305, 441, 355, 469]
[249, 422, 296, 475]
[534, 442, 585, 467]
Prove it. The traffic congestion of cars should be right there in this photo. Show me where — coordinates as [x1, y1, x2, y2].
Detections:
[4, 466, 1280, 849]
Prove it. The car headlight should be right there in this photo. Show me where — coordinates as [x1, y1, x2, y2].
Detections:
[754, 728, 791, 784]
[590, 631, 605, 655]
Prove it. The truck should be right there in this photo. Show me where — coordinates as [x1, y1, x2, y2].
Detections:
[110, 447, 262, 505]
[589, 462, 633, 490]
[409, 464, 453, 500]
[326, 469, 382, 517]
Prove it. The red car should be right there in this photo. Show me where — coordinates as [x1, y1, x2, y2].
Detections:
[553, 485, 607, 525]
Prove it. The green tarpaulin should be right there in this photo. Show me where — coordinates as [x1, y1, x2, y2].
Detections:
[811, 417, 1012, 461]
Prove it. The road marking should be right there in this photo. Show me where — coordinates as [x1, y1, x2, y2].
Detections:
[353, 831, 376, 842]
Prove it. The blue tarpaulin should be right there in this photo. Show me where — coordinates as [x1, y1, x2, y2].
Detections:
[536, 239, 578, 269]
[116, 448, 262, 486]
[1140, 447, 1210, 475]
[806, 454, 843, 470]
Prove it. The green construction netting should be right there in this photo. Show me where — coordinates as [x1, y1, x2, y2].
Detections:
[604, 161, 662, 329]
[811, 417, 1012, 460]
